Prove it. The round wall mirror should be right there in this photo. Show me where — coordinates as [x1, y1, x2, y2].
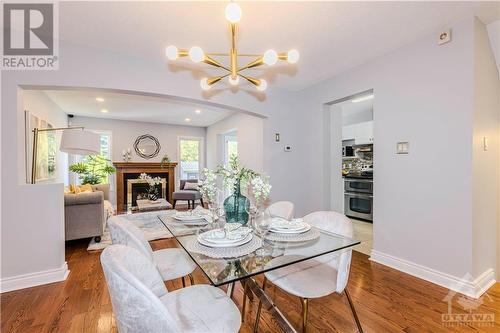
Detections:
[134, 134, 161, 159]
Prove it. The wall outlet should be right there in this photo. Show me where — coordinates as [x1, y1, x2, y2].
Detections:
[396, 142, 409, 154]
[438, 29, 452, 45]
[284, 146, 292, 152]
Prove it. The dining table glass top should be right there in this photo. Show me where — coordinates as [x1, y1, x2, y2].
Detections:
[157, 213, 361, 287]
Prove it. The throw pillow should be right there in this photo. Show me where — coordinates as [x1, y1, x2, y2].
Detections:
[184, 182, 199, 191]
[79, 184, 93, 193]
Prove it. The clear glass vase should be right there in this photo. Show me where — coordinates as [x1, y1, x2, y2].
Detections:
[223, 180, 250, 225]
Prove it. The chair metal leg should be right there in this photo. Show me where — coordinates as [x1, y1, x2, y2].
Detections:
[173, 199, 177, 209]
[242, 280, 248, 322]
[300, 298, 308, 333]
[345, 289, 363, 333]
[181, 276, 186, 288]
[188, 273, 194, 285]
[254, 277, 267, 333]
[200, 197, 204, 207]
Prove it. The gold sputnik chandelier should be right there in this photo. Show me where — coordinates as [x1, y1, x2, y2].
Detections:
[165, 1, 299, 92]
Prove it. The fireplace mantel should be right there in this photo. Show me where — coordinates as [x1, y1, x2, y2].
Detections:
[113, 162, 177, 213]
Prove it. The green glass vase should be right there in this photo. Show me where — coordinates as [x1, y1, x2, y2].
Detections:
[223, 180, 250, 225]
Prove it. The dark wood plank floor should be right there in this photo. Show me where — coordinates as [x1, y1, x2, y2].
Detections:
[2, 237, 500, 333]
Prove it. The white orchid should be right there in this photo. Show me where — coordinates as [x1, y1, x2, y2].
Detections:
[199, 168, 218, 202]
[251, 175, 272, 206]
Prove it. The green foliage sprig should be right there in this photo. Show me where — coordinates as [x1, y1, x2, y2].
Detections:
[69, 155, 116, 185]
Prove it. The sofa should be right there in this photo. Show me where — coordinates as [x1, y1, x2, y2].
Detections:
[64, 184, 113, 242]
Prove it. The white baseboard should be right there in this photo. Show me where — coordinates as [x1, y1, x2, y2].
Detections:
[1, 262, 69, 293]
[370, 250, 496, 299]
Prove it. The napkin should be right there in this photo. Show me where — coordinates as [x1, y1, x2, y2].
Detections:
[270, 218, 305, 230]
[192, 206, 215, 223]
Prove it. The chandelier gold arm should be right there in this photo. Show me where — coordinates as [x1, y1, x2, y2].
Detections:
[239, 73, 261, 87]
[203, 55, 230, 71]
[230, 23, 238, 79]
[206, 53, 260, 57]
[207, 74, 230, 86]
[238, 57, 264, 72]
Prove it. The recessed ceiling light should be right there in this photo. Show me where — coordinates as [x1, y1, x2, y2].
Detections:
[96, 97, 105, 102]
[352, 94, 374, 103]
[185, 118, 191, 122]
[101, 109, 109, 113]
[195, 109, 202, 114]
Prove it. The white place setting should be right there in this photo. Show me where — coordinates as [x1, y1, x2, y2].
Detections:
[265, 217, 321, 242]
[187, 224, 262, 258]
[171, 206, 214, 225]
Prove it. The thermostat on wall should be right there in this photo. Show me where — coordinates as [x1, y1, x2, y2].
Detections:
[284, 146, 292, 152]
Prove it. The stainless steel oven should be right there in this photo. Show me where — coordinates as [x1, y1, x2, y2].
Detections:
[344, 178, 373, 194]
[344, 178, 373, 221]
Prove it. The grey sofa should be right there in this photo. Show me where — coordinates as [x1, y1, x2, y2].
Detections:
[172, 179, 204, 209]
[64, 184, 111, 242]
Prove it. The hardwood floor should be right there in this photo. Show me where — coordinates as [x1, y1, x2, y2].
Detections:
[2, 238, 500, 333]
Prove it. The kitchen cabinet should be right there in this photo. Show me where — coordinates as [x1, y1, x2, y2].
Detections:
[342, 121, 373, 144]
[355, 121, 373, 145]
[342, 124, 356, 141]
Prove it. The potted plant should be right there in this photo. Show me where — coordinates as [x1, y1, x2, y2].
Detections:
[69, 155, 116, 185]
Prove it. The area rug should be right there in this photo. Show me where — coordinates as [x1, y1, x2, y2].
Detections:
[87, 211, 174, 251]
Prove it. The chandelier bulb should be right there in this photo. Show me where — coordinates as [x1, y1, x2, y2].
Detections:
[225, 3, 242, 24]
[228, 76, 240, 86]
[287, 49, 300, 64]
[256, 79, 267, 92]
[200, 78, 211, 90]
[263, 49, 278, 66]
[189, 46, 205, 63]
[165, 45, 179, 60]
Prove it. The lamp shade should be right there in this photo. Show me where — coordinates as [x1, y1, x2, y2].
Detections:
[60, 129, 100, 155]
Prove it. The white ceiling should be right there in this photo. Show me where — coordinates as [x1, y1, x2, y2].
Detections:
[43, 89, 235, 127]
[58, 1, 499, 91]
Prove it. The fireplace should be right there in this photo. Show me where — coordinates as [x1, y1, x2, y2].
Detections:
[127, 178, 167, 207]
[113, 162, 177, 213]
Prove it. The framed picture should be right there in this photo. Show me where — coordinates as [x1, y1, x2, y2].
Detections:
[25, 110, 57, 183]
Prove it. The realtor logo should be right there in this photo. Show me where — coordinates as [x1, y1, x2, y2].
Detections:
[2, 2, 58, 69]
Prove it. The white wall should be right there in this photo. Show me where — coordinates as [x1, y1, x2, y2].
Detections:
[294, 17, 494, 295]
[206, 113, 264, 173]
[22, 90, 69, 185]
[71, 116, 205, 163]
[472, 18, 499, 279]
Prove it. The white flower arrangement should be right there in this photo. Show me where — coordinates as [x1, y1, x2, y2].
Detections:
[139, 173, 162, 188]
[199, 168, 218, 202]
[251, 175, 272, 206]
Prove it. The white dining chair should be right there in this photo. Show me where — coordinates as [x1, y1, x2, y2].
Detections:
[101, 244, 241, 333]
[108, 216, 197, 285]
[254, 211, 363, 333]
[265, 201, 294, 220]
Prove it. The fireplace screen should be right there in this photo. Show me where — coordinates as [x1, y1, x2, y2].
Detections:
[127, 178, 167, 207]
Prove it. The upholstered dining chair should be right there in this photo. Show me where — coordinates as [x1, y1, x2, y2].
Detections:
[101, 244, 241, 333]
[265, 201, 294, 220]
[254, 211, 363, 333]
[108, 216, 197, 286]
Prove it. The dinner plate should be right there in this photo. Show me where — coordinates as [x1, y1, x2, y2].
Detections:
[270, 224, 311, 234]
[197, 233, 253, 248]
[199, 227, 252, 244]
[173, 213, 207, 223]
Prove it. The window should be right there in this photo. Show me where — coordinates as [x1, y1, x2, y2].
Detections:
[178, 137, 203, 180]
[71, 131, 113, 185]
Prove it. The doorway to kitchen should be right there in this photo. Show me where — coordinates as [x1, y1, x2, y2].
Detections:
[324, 90, 374, 256]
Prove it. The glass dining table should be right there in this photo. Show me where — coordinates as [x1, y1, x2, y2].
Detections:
[157, 213, 361, 333]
